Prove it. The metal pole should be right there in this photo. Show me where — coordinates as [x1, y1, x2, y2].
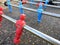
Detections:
[27, 1, 60, 8]
[44, 4, 60, 8]
[10, 4, 60, 18]
[34, 0, 60, 4]
[2, 14, 16, 23]
[2, 14, 60, 45]
[18, 1, 60, 8]
[2, 2, 60, 17]
[24, 25, 60, 45]
[53, 2, 60, 4]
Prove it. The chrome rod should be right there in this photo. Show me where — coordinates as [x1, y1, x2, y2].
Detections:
[11, 4, 60, 18]
[18, 1, 60, 8]
[34, 0, 60, 4]
[2, 14, 60, 45]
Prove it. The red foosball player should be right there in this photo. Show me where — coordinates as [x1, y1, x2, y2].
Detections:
[21, 0, 27, 4]
[13, 14, 26, 45]
[0, 7, 3, 27]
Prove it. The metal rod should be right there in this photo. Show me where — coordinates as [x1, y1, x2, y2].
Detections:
[18, 1, 60, 8]
[34, 0, 60, 4]
[2, 14, 16, 23]
[27, 1, 60, 8]
[2, 14, 60, 45]
[11, 4, 60, 18]
[24, 25, 60, 45]
[53, 2, 60, 4]
[44, 4, 60, 8]
[2, 2, 60, 17]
